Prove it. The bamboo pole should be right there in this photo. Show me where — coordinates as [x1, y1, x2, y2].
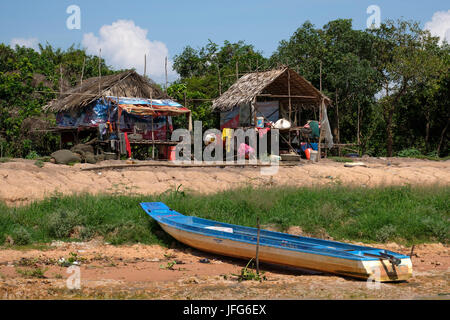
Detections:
[217, 63, 222, 95]
[59, 64, 63, 97]
[319, 61, 322, 92]
[165, 56, 168, 92]
[357, 101, 361, 146]
[80, 57, 85, 87]
[144, 54, 147, 77]
[98, 48, 102, 96]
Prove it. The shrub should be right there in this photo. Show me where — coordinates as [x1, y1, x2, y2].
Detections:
[375, 225, 397, 242]
[34, 160, 44, 168]
[10, 226, 32, 245]
[106, 222, 149, 245]
[422, 217, 449, 244]
[16, 267, 48, 279]
[397, 148, 422, 157]
[79, 226, 95, 241]
[46, 209, 84, 239]
[25, 151, 40, 160]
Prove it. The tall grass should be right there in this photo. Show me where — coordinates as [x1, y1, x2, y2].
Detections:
[0, 185, 448, 246]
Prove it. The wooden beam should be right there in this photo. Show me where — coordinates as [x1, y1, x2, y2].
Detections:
[81, 162, 281, 171]
[257, 94, 317, 99]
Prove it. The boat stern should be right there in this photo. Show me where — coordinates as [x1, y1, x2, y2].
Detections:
[361, 257, 413, 282]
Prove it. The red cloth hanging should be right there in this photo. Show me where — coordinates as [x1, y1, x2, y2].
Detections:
[124, 132, 132, 158]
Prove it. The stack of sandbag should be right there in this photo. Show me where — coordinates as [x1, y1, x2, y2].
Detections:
[71, 144, 96, 164]
[51, 144, 102, 164]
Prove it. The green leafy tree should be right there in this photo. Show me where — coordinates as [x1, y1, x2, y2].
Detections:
[370, 19, 445, 156]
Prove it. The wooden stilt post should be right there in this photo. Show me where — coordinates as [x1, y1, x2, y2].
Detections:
[287, 69, 292, 147]
[336, 89, 341, 156]
[256, 217, 260, 275]
[317, 99, 323, 163]
[151, 117, 155, 160]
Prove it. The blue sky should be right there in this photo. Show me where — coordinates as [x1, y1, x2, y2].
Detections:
[1, 0, 449, 81]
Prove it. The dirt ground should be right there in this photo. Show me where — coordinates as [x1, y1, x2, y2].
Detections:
[0, 157, 449, 205]
[0, 240, 448, 299]
[0, 157, 448, 299]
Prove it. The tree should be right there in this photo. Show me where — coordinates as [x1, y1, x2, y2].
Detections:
[370, 20, 444, 156]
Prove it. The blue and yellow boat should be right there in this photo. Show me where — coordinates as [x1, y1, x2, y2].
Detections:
[140, 202, 412, 282]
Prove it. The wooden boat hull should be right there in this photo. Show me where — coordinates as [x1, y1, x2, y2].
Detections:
[159, 222, 412, 282]
[141, 202, 412, 282]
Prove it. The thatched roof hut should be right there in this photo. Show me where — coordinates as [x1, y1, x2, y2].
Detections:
[43, 70, 168, 113]
[211, 66, 330, 112]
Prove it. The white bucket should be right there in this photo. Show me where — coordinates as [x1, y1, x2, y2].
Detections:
[310, 150, 318, 162]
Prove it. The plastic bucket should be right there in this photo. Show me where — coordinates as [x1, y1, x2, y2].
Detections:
[168, 146, 177, 161]
[310, 150, 318, 162]
[256, 117, 264, 128]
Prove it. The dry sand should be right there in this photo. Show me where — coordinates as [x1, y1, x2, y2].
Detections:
[1, 157, 449, 206]
[0, 240, 448, 299]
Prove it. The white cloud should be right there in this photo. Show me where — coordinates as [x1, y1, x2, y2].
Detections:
[82, 20, 177, 82]
[10, 37, 40, 51]
[424, 10, 450, 44]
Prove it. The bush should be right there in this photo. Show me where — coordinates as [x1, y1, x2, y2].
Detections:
[422, 217, 449, 244]
[375, 225, 397, 242]
[106, 222, 150, 245]
[46, 209, 85, 239]
[10, 226, 32, 245]
[397, 148, 422, 157]
[34, 160, 44, 168]
[25, 151, 40, 160]
[79, 226, 95, 241]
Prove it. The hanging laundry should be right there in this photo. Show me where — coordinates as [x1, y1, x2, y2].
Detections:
[237, 143, 255, 160]
[222, 128, 234, 153]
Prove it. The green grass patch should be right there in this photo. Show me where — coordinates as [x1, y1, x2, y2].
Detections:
[407, 155, 450, 161]
[0, 157, 12, 163]
[16, 267, 48, 278]
[0, 185, 448, 246]
[328, 156, 354, 163]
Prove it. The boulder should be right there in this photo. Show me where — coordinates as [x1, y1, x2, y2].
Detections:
[50, 150, 81, 165]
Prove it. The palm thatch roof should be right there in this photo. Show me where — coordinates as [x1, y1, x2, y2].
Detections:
[212, 66, 331, 112]
[43, 70, 168, 112]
